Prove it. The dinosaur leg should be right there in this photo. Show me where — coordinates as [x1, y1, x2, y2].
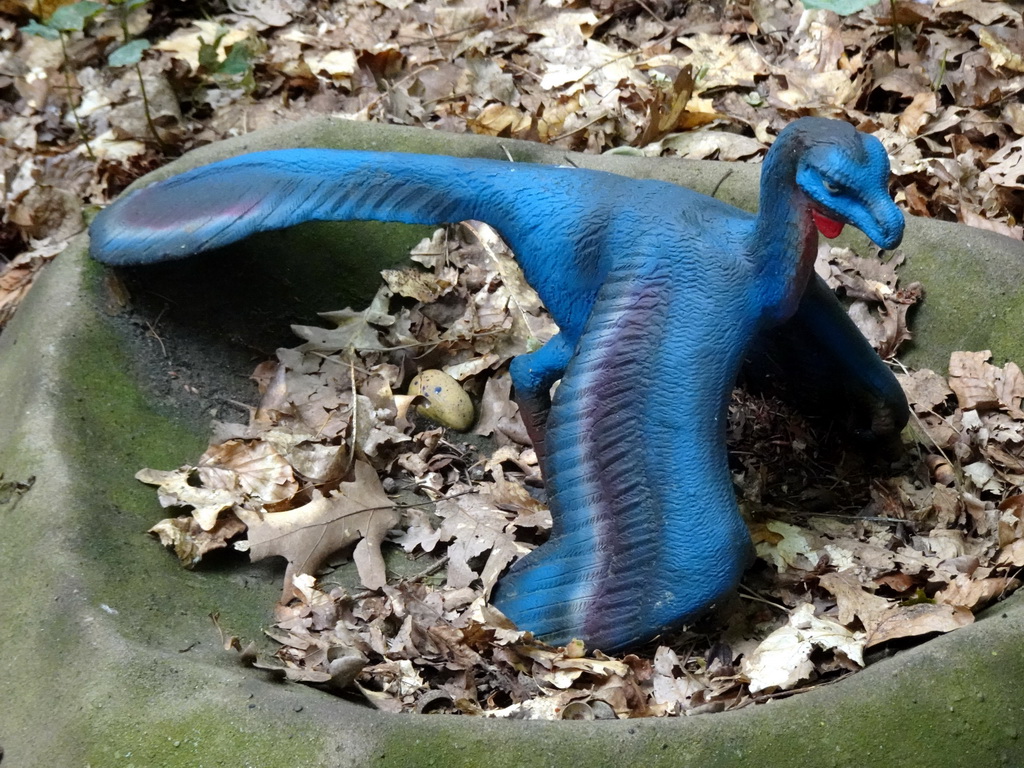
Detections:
[743, 275, 908, 455]
[508, 333, 574, 471]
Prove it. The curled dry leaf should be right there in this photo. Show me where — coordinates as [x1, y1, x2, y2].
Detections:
[137, 466, 238, 531]
[867, 603, 974, 647]
[137, 439, 297, 530]
[935, 574, 1021, 611]
[751, 520, 822, 571]
[741, 604, 865, 695]
[149, 512, 247, 567]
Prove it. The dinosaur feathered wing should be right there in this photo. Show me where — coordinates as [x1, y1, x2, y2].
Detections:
[745, 275, 909, 442]
[492, 260, 754, 653]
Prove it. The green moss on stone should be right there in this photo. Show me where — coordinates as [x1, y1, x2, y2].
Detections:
[57, 284, 282, 649]
[85, 699, 326, 768]
[900, 231, 1024, 371]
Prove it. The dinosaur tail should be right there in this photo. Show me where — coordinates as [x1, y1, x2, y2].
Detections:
[89, 149, 543, 266]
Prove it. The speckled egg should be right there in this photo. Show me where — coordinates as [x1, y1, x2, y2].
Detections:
[407, 369, 475, 431]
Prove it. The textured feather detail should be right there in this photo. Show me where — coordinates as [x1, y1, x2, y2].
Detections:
[492, 266, 753, 652]
[89, 150, 493, 266]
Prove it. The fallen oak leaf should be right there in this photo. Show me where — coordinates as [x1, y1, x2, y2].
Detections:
[136, 466, 237, 531]
[819, 571, 894, 631]
[435, 490, 528, 592]
[381, 265, 459, 303]
[819, 569, 975, 647]
[472, 372, 526, 443]
[137, 439, 299, 531]
[948, 350, 1002, 411]
[291, 311, 387, 353]
[482, 689, 591, 720]
[291, 285, 396, 354]
[896, 368, 954, 413]
[261, 428, 347, 484]
[198, 439, 299, 505]
[635, 65, 695, 147]
[650, 646, 702, 715]
[996, 539, 1024, 567]
[752, 520, 823, 571]
[239, 460, 398, 594]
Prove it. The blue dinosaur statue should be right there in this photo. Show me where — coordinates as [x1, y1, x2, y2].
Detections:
[89, 117, 907, 653]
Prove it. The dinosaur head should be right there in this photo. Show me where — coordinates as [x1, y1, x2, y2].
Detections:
[787, 118, 905, 250]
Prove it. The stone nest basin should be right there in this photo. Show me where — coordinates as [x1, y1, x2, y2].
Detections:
[2, 118, 1023, 768]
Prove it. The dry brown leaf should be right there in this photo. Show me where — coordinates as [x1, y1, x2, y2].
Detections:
[897, 369, 954, 413]
[819, 571, 894, 630]
[135, 466, 239, 531]
[435, 490, 526, 592]
[978, 25, 1024, 73]
[996, 539, 1024, 567]
[935, 574, 1020, 610]
[199, 440, 298, 505]
[262, 429, 346, 484]
[467, 104, 533, 138]
[472, 372, 529, 445]
[949, 350, 1002, 411]
[153, 20, 254, 71]
[752, 520, 822, 571]
[740, 604, 865, 694]
[650, 646, 702, 715]
[149, 512, 247, 567]
[381, 265, 459, 303]
[292, 287, 395, 354]
[675, 32, 767, 90]
[866, 603, 974, 647]
[241, 460, 398, 592]
[635, 66, 695, 147]
[661, 130, 764, 161]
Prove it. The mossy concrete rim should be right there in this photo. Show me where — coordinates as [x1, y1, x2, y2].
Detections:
[2, 118, 1024, 767]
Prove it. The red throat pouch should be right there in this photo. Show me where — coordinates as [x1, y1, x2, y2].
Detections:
[811, 209, 844, 239]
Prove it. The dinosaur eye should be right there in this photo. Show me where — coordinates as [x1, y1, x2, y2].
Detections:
[822, 179, 841, 194]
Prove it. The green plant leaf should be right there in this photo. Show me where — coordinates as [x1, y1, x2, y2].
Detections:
[49, 1, 105, 32]
[108, 38, 151, 67]
[218, 42, 253, 76]
[801, 0, 879, 13]
[197, 35, 222, 73]
[21, 19, 59, 40]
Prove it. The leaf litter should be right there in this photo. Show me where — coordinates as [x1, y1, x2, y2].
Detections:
[140, 223, 1024, 718]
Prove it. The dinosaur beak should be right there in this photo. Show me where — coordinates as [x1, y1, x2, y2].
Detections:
[861, 198, 905, 250]
[819, 195, 905, 251]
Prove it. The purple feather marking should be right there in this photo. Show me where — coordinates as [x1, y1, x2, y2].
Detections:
[547, 277, 667, 641]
